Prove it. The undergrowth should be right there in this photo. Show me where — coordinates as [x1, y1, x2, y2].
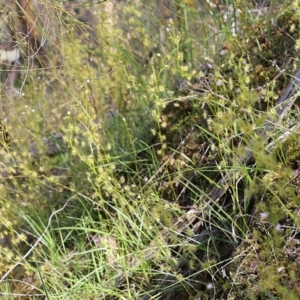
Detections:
[1, 0, 300, 299]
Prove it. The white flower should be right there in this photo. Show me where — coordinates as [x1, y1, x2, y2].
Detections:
[207, 283, 213, 289]
[260, 212, 268, 219]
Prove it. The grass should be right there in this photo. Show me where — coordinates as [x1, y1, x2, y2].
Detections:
[1, 0, 300, 299]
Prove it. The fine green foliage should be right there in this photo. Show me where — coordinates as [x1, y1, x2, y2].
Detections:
[1, 0, 300, 299]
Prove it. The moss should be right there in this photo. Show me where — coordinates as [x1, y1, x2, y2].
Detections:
[227, 211, 300, 299]
[275, 128, 300, 167]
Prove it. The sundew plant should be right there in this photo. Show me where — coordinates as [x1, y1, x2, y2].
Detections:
[0, 0, 300, 299]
